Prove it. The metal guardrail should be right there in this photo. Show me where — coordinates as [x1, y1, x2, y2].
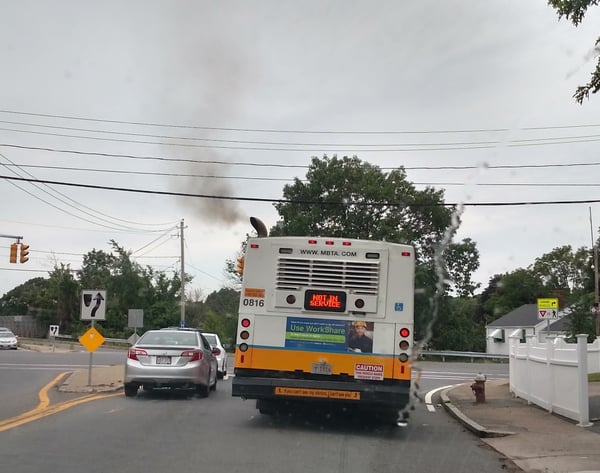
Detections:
[42, 335, 508, 360]
[420, 350, 509, 362]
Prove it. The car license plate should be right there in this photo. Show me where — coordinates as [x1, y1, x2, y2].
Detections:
[311, 361, 332, 375]
[156, 356, 171, 365]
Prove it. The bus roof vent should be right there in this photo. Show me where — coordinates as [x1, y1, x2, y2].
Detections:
[276, 258, 379, 295]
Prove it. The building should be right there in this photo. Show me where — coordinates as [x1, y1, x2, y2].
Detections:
[486, 304, 565, 355]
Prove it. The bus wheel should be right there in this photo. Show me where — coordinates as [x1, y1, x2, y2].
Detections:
[256, 399, 276, 415]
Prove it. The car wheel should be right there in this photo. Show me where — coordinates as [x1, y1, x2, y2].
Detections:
[124, 383, 138, 397]
[210, 374, 217, 392]
[196, 382, 209, 398]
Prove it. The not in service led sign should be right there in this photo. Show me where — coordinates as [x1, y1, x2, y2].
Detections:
[304, 290, 346, 312]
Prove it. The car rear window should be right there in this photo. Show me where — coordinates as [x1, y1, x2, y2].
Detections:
[139, 331, 197, 346]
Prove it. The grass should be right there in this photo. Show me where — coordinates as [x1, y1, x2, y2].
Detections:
[589, 373, 600, 382]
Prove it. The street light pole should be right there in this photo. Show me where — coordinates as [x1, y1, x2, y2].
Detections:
[180, 219, 185, 328]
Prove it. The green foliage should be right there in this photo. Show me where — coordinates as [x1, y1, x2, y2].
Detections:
[548, 0, 600, 103]
[0, 277, 53, 317]
[430, 297, 485, 351]
[565, 295, 597, 343]
[480, 269, 546, 321]
[271, 155, 454, 263]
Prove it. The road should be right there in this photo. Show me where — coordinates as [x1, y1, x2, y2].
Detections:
[0, 349, 515, 473]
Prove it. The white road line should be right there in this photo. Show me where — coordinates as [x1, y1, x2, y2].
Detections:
[424, 384, 458, 412]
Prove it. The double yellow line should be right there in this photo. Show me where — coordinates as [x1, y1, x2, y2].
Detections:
[0, 372, 122, 432]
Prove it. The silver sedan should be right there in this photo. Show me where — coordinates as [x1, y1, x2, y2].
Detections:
[0, 330, 18, 349]
[124, 328, 218, 397]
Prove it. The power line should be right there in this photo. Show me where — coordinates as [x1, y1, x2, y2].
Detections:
[1, 174, 599, 207]
[0, 152, 178, 232]
[1, 162, 598, 187]
[2, 108, 600, 134]
[2, 125, 600, 152]
[1, 143, 599, 172]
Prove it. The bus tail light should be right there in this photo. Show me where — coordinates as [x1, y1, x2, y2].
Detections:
[398, 353, 409, 362]
[239, 343, 249, 352]
[240, 331, 250, 340]
[398, 327, 411, 362]
[241, 318, 251, 328]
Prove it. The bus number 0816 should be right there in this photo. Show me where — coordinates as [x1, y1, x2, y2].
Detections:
[242, 298, 264, 307]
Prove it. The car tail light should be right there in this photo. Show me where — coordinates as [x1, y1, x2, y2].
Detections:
[181, 350, 202, 362]
[128, 348, 147, 361]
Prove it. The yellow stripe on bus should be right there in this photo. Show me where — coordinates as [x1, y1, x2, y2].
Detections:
[234, 347, 411, 381]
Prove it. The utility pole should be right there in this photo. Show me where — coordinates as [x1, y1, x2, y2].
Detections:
[180, 219, 186, 328]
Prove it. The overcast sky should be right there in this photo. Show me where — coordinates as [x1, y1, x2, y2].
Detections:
[1, 0, 600, 300]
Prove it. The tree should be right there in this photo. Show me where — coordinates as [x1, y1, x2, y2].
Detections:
[0, 277, 52, 316]
[530, 245, 591, 299]
[548, 0, 600, 103]
[481, 268, 546, 321]
[430, 297, 485, 351]
[444, 238, 481, 297]
[565, 294, 597, 343]
[270, 155, 480, 340]
[46, 263, 79, 332]
[272, 155, 458, 263]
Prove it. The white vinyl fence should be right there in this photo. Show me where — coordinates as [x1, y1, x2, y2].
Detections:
[509, 334, 600, 427]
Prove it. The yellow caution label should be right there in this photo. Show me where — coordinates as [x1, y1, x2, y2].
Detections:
[275, 387, 360, 400]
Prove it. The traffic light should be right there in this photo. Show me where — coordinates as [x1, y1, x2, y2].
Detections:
[19, 243, 29, 263]
[236, 256, 245, 276]
[9, 243, 17, 264]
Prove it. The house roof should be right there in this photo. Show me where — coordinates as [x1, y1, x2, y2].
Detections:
[487, 304, 540, 328]
[541, 314, 571, 332]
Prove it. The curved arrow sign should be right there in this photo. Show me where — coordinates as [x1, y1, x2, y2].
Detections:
[81, 290, 107, 320]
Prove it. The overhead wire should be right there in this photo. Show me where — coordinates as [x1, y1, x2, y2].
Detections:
[0, 153, 177, 233]
[0, 143, 599, 172]
[1, 174, 599, 206]
[2, 108, 600, 134]
[0, 161, 597, 187]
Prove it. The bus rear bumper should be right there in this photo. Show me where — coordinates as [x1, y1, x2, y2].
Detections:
[232, 375, 410, 408]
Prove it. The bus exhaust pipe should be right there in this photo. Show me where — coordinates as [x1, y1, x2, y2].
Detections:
[250, 217, 268, 237]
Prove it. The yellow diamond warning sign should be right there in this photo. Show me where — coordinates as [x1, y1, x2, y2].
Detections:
[79, 327, 105, 352]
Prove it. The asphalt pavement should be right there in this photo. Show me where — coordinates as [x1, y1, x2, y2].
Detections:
[19, 340, 600, 473]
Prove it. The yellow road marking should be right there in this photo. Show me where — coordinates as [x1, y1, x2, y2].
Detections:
[0, 371, 122, 432]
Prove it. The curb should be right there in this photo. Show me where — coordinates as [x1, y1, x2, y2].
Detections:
[440, 385, 515, 438]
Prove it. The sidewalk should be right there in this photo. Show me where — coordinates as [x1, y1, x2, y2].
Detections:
[443, 379, 600, 473]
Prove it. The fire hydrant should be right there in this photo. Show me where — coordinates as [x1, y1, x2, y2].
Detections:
[470, 372, 486, 403]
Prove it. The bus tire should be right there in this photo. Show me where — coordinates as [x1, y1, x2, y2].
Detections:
[256, 399, 276, 415]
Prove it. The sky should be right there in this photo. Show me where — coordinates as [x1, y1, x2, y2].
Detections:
[1, 0, 600, 300]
